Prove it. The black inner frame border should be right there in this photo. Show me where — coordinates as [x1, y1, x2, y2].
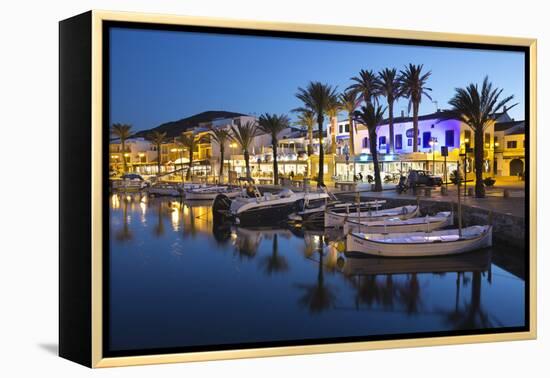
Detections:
[102, 20, 531, 358]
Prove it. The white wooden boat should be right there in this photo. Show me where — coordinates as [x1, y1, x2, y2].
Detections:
[185, 185, 242, 200]
[111, 178, 148, 192]
[288, 200, 387, 224]
[343, 211, 453, 235]
[346, 225, 492, 257]
[147, 182, 183, 197]
[325, 205, 418, 228]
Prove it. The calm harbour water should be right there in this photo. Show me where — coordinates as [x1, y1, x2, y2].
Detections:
[108, 193, 526, 353]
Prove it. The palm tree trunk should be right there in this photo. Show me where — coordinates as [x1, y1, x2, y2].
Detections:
[474, 128, 485, 198]
[317, 116, 325, 187]
[348, 116, 355, 156]
[272, 140, 279, 185]
[186, 151, 193, 181]
[412, 102, 419, 153]
[157, 143, 161, 175]
[330, 116, 337, 154]
[388, 101, 394, 154]
[244, 150, 251, 180]
[121, 140, 127, 173]
[369, 128, 382, 191]
[308, 125, 314, 156]
[219, 146, 225, 182]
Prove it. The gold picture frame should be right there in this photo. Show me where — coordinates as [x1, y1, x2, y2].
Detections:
[59, 9, 537, 368]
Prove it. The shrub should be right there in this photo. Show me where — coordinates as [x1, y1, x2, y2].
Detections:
[483, 177, 496, 187]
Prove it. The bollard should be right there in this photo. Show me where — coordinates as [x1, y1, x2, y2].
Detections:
[424, 188, 431, 197]
[441, 186, 448, 196]
[503, 189, 510, 198]
[467, 188, 474, 197]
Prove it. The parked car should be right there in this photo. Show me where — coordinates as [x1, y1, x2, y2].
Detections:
[406, 170, 443, 187]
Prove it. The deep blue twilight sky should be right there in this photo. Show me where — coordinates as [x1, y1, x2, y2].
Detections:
[110, 27, 525, 132]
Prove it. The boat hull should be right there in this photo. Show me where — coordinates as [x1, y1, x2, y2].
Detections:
[343, 212, 452, 234]
[147, 187, 182, 197]
[236, 202, 298, 226]
[346, 226, 492, 257]
[185, 190, 241, 200]
[325, 205, 418, 228]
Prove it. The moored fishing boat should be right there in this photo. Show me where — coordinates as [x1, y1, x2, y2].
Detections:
[147, 182, 183, 197]
[343, 211, 453, 235]
[288, 200, 387, 225]
[346, 225, 492, 257]
[111, 174, 149, 192]
[325, 204, 418, 228]
[184, 185, 242, 200]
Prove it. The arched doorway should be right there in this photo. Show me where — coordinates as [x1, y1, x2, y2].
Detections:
[509, 159, 524, 176]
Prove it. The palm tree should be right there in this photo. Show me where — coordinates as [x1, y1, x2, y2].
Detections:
[354, 104, 387, 191]
[348, 69, 380, 105]
[339, 90, 361, 156]
[111, 123, 132, 173]
[399, 64, 432, 153]
[147, 131, 167, 175]
[258, 113, 290, 185]
[177, 132, 199, 181]
[230, 121, 258, 180]
[377, 68, 402, 154]
[295, 82, 339, 187]
[209, 126, 232, 182]
[294, 109, 316, 156]
[326, 98, 341, 154]
[446, 76, 515, 198]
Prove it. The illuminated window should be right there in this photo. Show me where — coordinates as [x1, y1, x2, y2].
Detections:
[422, 132, 431, 148]
[395, 134, 403, 149]
[484, 132, 491, 148]
[507, 140, 517, 149]
[464, 130, 471, 144]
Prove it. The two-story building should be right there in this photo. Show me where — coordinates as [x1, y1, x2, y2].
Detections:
[329, 109, 498, 182]
[109, 137, 159, 174]
[494, 119, 526, 177]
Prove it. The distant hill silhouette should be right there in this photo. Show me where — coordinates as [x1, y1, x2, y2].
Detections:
[133, 110, 248, 139]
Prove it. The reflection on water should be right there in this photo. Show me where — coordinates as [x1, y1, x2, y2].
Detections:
[109, 194, 526, 352]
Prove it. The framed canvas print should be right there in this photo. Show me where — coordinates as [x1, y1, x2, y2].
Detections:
[59, 10, 537, 368]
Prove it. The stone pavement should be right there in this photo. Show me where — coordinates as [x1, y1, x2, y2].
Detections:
[331, 178, 526, 218]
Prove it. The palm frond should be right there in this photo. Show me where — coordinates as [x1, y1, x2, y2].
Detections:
[295, 81, 339, 119]
[111, 123, 132, 140]
[398, 64, 432, 105]
[230, 121, 259, 152]
[348, 69, 381, 105]
[445, 75, 515, 131]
